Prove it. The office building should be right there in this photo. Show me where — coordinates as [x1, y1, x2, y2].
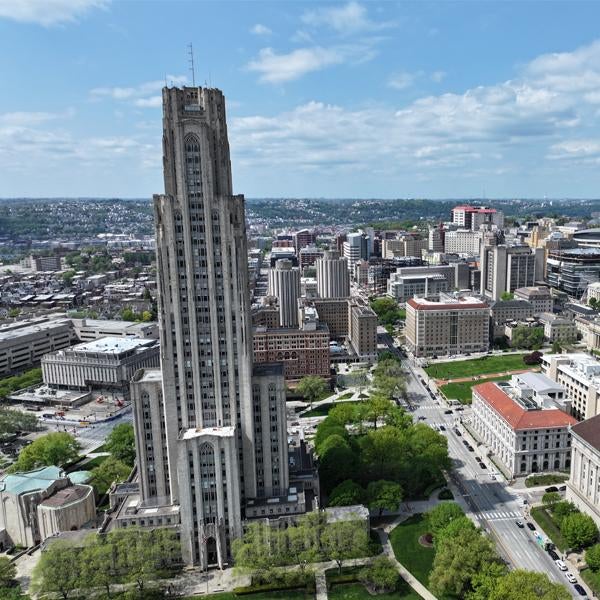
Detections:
[489, 299, 534, 339]
[71, 318, 158, 341]
[451, 205, 504, 230]
[133, 86, 292, 568]
[471, 379, 576, 477]
[587, 282, 600, 303]
[298, 245, 323, 269]
[382, 235, 428, 260]
[541, 353, 600, 420]
[293, 229, 316, 252]
[428, 227, 445, 253]
[349, 305, 378, 362]
[316, 251, 350, 298]
[268, 259, 301, 328]
[514, 286, 553, 314]
[42, 336, 159, 393]
[546, 247, 600, 298]
[392, 263, 470, 292]
[405, 294, 489, 358]
[537, 313, 577, 343]
[387, 272, 448, 303]
[480, 243, 542, 300]
[444, 230, 483, 255]
[567, 414, 600, 527]
[343, 232, 368, 265]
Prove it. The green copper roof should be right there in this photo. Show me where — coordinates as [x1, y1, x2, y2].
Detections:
[0, 465, 63, 495]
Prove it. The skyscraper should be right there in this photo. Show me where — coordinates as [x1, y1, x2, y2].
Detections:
[316, 250, 350, 298]
[268, 258, 301, 327]
[132, 86, 290, 568]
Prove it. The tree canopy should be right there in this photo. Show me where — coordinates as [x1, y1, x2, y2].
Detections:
[105, 423, 136, 466]
[297, 375, 328, 406]
[9, 432, 80, 473]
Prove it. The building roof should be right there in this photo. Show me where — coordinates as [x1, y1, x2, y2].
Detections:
[514, 286, 552, 297]
[473, 381, 577, 430]
[572, 414, 600, 450]
[407, 296, 488, 311]
[68, 470, 92, 485]
[0, 465, 63, 495]
[514, 372, 564, 394]
[39, 484, 91, 508]
[71, 336, 154, 355]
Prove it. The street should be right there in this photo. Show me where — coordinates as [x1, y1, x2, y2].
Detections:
[402, 359, 582, 599]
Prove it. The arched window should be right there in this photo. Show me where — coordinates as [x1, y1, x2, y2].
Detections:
[199, 442, 217, 522]
[184, 135, 202, 198]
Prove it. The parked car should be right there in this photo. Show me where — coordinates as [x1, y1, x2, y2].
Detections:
[573, 583, 588, 597]
[515, 520, 524, 528]
[545, 486, 559, 493]
[454, 429, 462, 436]
[467, 445, 475, 452]
[548, 549, 560, 561]
[559, 485, 567, 491]
[444, 409, 453, 414]
[439, 425, 445, 431]
[555, 560, 567, 571]
[526, 522, 536, 531]
[566, 573, 577, 584]
[480, 463, 487, 469]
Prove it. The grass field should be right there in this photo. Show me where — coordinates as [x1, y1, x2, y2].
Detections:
[530, 506, 568, 552]
[524, 474, 568, 488]
[388, 515, 434, 587]
[197, 591, 313, 599]
[581, 568, 600, 596]
[425, 354, 527, 380]
[439, 375, 511, 404]
[329, 583, 422, 599]
[302, 400, 363, 418]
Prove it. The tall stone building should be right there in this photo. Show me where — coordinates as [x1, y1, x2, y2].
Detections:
[132, 86, 291, 569]
[316, 250, 350, 298]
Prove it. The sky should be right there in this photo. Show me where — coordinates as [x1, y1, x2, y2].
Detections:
[2, 1, 600, 199]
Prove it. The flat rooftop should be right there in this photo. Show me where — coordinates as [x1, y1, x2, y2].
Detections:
[71, 336, 154, 355]
[0, 316, 71, 343]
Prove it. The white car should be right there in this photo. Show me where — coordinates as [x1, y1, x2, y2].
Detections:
[556, 559, 568, 571]
[565, 572, 577, 584]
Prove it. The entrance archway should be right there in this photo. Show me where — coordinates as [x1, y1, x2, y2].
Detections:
[206, 537, 218, 566]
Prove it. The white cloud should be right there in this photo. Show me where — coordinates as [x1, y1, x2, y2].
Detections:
[430, 70, 446, 83]
[250, 23, 272, 36]
[247, 47, 345, 84]
[388, 72, 416, 90]
[90, 75, 187, 107]
[301, 1, 393, 34]
[0, 0, 108, 26]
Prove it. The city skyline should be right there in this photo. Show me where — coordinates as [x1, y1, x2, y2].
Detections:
[2, 1, 600, 199]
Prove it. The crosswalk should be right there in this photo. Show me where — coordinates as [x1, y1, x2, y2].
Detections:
[475, 510, 521, 521]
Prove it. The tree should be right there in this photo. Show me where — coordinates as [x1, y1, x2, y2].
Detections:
[0, 556, 16, 587]
[366, 480, 402, 516]
[0, 407, 39, 438]
[500, 291, 514, 301]
[284, 513, 324, 571]
[314, 416, 349, 454]
[297, 375, 328, 407]
[467, 561, 508, 600]
[427, 502, 465, 537]
[9, 432, 80, 473]
[62, 270, 76, 286]
[318, 436, 360, 494]
[91, 456, 131, 495]
[512, 325, 544, 350]
[105, 423, 136, 466]
[0, 587, 29, 600]
[434, 516, 477, 546]
[552, 501, 578, 523]
[364, 394, 393, 429]
[429, 525, 499, 597]
[560, 512, 598, 549]
[359, 556, 399, 594]
[551, 340, 562, 354]
[329, 402, 359, 426]
[542, 492, 561, 507]
[81, 536, 116, 598]
[484, 569, 571, 600]
[322, 519, 370, 573]
[31, 540, 82, 600]
[232, 522, 279, 579]
[523, 350, 544, 365]
[586, 543, 600, 572]
[590, 297, 599, 310]
[328, 480, 366, 506]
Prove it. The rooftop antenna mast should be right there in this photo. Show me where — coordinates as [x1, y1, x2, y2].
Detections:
[188, 42, 196, 87]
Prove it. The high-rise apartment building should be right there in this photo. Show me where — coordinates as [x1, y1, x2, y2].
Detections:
[343, 232, 368, 265]
[316, 250, 350, 298]
[268, 259, 301, 328]
[451, 205, 504, 230]
[132, 86, 291, 568]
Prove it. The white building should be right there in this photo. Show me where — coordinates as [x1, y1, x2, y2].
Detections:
[387, 272, 448, 303]
[316, 250, 350, 298]
[268, 259, 301, 328]
[541, 353, 600, 420]
[567, 414, 600, 527]
[471, 380, 576, 477]
[537, 313, 578, 343]
[42, 336, 159, 393]
[444, 229, 483, 255]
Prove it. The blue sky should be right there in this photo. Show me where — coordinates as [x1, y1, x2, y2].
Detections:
[2, 1, 600, 198]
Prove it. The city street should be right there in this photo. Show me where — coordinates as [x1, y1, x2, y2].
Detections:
[402, 359, 582, 599]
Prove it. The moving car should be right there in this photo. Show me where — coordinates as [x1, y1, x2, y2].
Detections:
[573, 583, 588, 597]
[444, 409, 453, 414]
[467, 445, 475, 452]
[526, 522, 536, 531]
[555, 560, 567, 571]
[566, 573, 577, 584]
[548, 549, 560, 561]
[479, 462, 487, 469]
[454, 429, 462, 436]
[515, 520, 524, 528]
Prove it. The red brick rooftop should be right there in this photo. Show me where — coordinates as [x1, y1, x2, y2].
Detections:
[473, 381, 577, 430]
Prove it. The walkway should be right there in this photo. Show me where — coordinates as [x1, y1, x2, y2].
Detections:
[296, 387, 367, 417]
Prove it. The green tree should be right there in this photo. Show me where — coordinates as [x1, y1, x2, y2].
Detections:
[467, 561, 508, 600]
[511, 325, 544, 350]
[366, 480, 403, 516]
[297, 375, 328, 407]
[359, 556, 399, 594]
[314, 416, 349, 454]
[590, 297, 599, 310]
[0, 407, 39, 438]
[120, 307, 137, 322]
[91, 456, 131, 495]
[9, 432, 80, 473]
[0, 586, 29, 600]
[81, 535, 116, 598]
[232, 522, 278, 578]
[484, 569, 570, 600]
[62, 270, 76, 286]
[364, 394, 393, 429]
[322, 519, 370, 573]
[329, 402, 359, 426]
[586, 543, 600, 572]
[31, 540, 82, 599]
[542, 492, 562, 507]
[500, 291, 514, 301]
[318, 435, 360, 494]
[328, 480, 366, 506]
[434, 516, 477, 546]
[105, 423, 136, 466]
[285, 513, 324, 571]
[427, 502, 465, 537]
[0, 556, 16, 587]
[141, 310, 153, 322]
[551, 340, 562, 354]
[552, 501, 578, 523]
[429, 524, 499, 597]
[560, 512, 598, 549]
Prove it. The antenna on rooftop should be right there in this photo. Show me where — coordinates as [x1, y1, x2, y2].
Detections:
[188, 43, 196, 87]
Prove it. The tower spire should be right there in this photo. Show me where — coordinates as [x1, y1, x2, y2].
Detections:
[188, 42, 196, 87]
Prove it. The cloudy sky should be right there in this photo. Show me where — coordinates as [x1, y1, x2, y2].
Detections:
[2, 0, 600, 198]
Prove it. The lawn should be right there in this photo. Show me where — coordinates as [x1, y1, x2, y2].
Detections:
[425, 354, 528, 380]
[196, 591, 312, 600]
[530, 506, 568, 552]
[338, 392, 355, 400]
[388, 514, 435, 587]
[302, 400, 363, 418]
[439, 375, 511, 404]
[329, 583, 421, 600]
